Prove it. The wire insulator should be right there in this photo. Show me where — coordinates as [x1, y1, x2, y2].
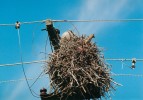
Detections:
[15, 21, 20, 29]
[131, 58, 136, 69]
[132, 58, 136, 63]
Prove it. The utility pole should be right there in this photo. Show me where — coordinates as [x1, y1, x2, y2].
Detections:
[44, 19, 60, 50]
[40, 20, 61, 100]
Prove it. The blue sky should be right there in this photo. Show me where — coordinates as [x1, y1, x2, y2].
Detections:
[0, 0, 143, 100]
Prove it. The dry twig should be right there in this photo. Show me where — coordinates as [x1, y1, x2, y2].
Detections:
[44, 34, 117, 100]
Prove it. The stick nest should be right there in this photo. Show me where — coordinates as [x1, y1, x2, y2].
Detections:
[45, 35, 115, 100]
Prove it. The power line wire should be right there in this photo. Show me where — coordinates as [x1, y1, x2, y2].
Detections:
[1, 19, 143, 26]
[111, 74, 143, 77]
[0, 58, 143, 68]
[30, 71, 45, 88]
[105, 58, 143, 61]
[0, 23, 15, 26]
[17, 27, 40, 98]
[52, 19, 143, 22]
[0, 60, 46, 67]
[21, 20, 45, 24]
[0, 20, 45, 26]
[0, 76, 48, 84]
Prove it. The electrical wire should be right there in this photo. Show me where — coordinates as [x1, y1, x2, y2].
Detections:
[1, 19, 143, 26]
[0, 23, 15, 26]
[17, 28, 40, 98]
[0, 60, 46, 67]
[105, 58, 143, 61]
[31, 22, 44, 54]
[0, 76, 48, 85]
[0, 58, 143, 68]
[0, 20, 45, 26]
[67, 21, 80, 35]
[111, 74, 143, 77]
[52, 19, 143, 22]
[21, 20, 45, 24]
[30, 71, 45, 88]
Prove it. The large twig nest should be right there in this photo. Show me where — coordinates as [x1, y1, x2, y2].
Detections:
[45, 34, 116, 100]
